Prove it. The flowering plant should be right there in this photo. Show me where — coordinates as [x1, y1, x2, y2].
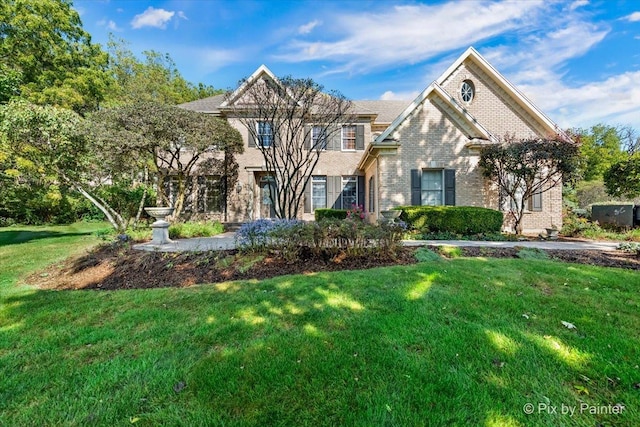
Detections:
[346, 204, 367, 222]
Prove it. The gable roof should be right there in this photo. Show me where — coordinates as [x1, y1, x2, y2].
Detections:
[375, 81, 496, 144]
[437, 46, 559, 136]
[374, 46, 561, 145]
[219, 64, 300, 109]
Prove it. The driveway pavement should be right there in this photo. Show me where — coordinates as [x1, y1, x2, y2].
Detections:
[133, 232, 621, 253]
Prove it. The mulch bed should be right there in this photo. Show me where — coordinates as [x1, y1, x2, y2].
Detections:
[28, 242, 640, 291]
[457, 246, 640, 270]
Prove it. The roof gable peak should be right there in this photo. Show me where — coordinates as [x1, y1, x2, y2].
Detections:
[220, 64, 280, 108]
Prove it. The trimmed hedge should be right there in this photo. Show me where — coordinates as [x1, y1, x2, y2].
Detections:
[397, 206, 503, 234]
[315, 209, 348, 221]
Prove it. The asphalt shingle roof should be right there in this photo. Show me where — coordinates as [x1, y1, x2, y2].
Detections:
[178, 94, 410, 125]
[178, 94, 226, 113]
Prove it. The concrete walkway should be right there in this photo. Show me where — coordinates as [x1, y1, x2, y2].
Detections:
[133, 232, 621, 253]
[403, 239, 620, 251]
[133, 232, 237, 252]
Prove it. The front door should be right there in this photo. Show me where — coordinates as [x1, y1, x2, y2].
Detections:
[259, 175, 276, 218]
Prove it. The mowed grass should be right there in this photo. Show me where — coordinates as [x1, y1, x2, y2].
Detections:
[1, 224, 639, 426]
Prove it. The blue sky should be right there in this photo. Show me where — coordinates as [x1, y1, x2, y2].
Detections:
[76, 0, 640, 130]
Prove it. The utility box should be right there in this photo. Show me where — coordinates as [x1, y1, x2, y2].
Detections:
[591, 204, 635, 228]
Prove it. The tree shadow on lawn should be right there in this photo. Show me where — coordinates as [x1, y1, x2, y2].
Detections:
[0, 230, 95, 247]
[2, 259, 638, 425]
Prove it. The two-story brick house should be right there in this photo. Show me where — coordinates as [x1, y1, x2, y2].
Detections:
[179, 47, 566, 233]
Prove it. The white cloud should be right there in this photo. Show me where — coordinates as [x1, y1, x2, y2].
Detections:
[177, 11, 188, 21]
[569, 0, 589, 11]
[97, 19, 123, 32]
[520, 71, 640, 129]
[298, 20, 321, 35]
[131, 7, 175, 29]
[623, 11, 640, 22]
[483, 21, 608, 85]
[380, 90, 419, 101]
[277, 1, 546, 72]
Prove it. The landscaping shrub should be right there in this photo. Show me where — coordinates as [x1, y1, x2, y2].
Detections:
[236, 217, 406, 259]
[414, 247, 442, 262]
[169, 221, 224, 239]
[397, 206, 503, 234]
[314, 208, 348, 221]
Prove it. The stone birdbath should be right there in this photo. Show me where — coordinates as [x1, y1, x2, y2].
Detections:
[380, 210, 402, 223]
[145, 207, 175, 245]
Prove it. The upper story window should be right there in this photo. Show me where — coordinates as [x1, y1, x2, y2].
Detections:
[461, 80, 474, 103]
[257, 121, 273, 147]
[312, 126, 327, 150]
[342, 125, 356, 150]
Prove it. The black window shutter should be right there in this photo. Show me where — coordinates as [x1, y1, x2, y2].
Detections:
[248, 121, 256, 148]
[410, 169, 422, 206]
[444, 169, 456, 206]
[529, 191, 543, 211]
[357, 176, 365, 207]
[304, 126, 311, 150]
[329, 126, 341, 151]
[304, 179, 312, 213]
[331, 176, 343, 209]
[356, 125, 365, 150]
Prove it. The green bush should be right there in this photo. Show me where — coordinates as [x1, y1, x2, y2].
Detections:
[414, 247, 442, 262]
[314, 209, 348, 221]
[397, 206, 503, 235]
[168, 221, 225, 239]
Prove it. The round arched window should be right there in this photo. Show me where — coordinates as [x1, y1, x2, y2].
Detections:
[461, 80, 474, 103]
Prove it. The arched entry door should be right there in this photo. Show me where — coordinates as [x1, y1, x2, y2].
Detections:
[259, 175, 276, 218]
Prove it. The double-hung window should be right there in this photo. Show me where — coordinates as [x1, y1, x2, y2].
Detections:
[342, 125, 356, 150]
[311, 176, 327, 210]
[196, 176, 222, 213]
[257, 121, 273, 147]
[342, 176, 358, 208]
[421, 170, 443, 206]
[311, 126, 327, 150]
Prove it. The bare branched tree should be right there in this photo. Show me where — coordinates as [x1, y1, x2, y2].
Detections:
[479, 135, 580, 234]
[619, 125, 640, 155]
[225, 74, 354, 219]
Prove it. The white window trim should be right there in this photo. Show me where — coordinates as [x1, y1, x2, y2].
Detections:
[311, 175, 327, 211]
[341, 125, 357, 152]
[256, 121, 273, 148]
[311, 125, 327, 151]
[341, 176, 358, 209]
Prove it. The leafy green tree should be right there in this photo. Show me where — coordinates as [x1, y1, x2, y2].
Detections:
[104, 37, 222, 106]
[0, 0, 110, 113]
[0, 99, 142, 231]
[87, 101, 244, 219]
[479, 136, 580, 234]
[576, 124, 626, 181]
[603, 155, 640, 199]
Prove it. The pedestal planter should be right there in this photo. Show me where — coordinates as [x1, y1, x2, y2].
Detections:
[546, 228, 559, 240]
[380, 210, 402, 223]
[145, 207, 175, 245]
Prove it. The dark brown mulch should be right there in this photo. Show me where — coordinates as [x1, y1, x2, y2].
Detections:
[29, 243, 417, 290]
[28, 243, 640, 291]
[457, 246, 640, 270]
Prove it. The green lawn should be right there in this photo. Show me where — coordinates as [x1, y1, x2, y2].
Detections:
[1, 223, 638, 426]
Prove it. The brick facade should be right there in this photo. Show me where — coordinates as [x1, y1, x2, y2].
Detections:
[181, 48, 567, 233]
